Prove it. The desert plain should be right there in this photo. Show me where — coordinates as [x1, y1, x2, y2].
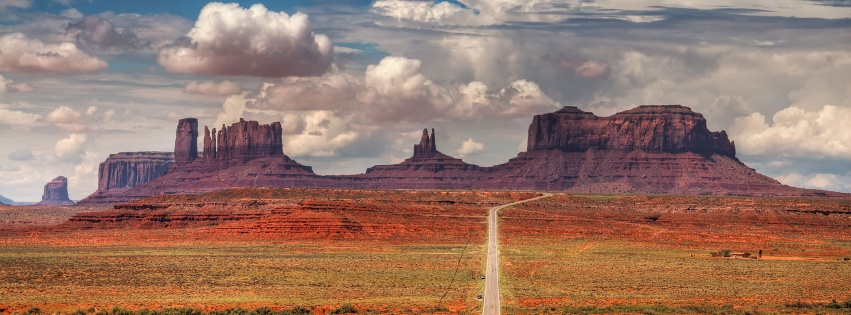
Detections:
[1, 188, 850, 315]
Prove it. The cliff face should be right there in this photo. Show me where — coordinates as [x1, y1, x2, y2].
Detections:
[174, 118, 198, 167]
[77, 152, 174, 205]
[36, 176, 75, 206]
[97, 152, 174, 191]
[80, 106, 847, 205]
[202, 118, 284, 166]
[528, 105, 736, 158]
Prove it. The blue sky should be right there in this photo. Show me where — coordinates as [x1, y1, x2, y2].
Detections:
[1, 0, 851, 201]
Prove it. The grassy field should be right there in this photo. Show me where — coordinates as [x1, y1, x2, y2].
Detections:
[0, 242, 486, 314]
[499, 194, 851, 314]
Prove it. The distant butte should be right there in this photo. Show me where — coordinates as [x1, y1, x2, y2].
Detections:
[78, 105, 848, 204]
[36, 176, 75, 206]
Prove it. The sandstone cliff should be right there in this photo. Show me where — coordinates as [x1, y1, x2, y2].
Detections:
[36, 176, 75, 206]
[77, 152, 175, 205]
[202, 118, 284, 167]
[81, 106, 847, 204]
[528, 105, 736, 157]
[174, 118, 198, 167]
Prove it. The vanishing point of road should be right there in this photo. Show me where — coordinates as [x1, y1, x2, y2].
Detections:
[482, 193, 553, 315]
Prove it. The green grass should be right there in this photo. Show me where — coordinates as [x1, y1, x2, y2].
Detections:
[0, 243, 481, 312]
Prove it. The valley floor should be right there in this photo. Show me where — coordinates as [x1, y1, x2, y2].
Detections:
[1, 190, 850, 314]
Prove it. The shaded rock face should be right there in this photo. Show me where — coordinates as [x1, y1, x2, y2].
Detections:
[174, 118, 198, 166]
[97, 152, 174, 191]
[529, 105, 736, 158]
[202, 118, 284, 166]
[413, 128, 437, 157]
[36, 176, 75, 206]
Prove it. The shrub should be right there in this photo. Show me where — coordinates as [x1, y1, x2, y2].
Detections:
[330, 304, 357, 314]
[721, 249, 732, 257]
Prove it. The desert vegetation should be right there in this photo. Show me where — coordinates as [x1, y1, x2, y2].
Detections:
[2, 190, 851, 314]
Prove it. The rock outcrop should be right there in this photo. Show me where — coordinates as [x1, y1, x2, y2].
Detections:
[201, 118, 284, 168]
[106, 119, 317, 202]
[476, 105, 825, 196]
[36, 176, 75, 206]
[81, 106, 849, 204]
[528, 105, 736, 157]
[352, 128, 486, 189]
[174, 118, 198, 167]
[77, 152, 174, 205]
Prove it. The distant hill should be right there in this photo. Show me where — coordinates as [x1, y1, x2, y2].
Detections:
[0, 194, 13, 204]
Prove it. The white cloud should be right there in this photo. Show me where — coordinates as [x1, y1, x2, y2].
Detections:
[54, 133, 88, 163]
[0, 33, 108, 73]
[248, 56, 559, 123]
[775, 172, 851, 191]
[158, 3, 333, 77]
[60, 8, 83, 19]
[455, 137, 484, 157]
[575, 61, 610, 78]
[0, 0, 31, 11]
[283, 111, 359, 157]
[730, 105, 851, 159]
[184, 80, 241, 95]
[45, 105, 95, 131]
[370, 0, 472, 23]
[0, 106, 41, 126]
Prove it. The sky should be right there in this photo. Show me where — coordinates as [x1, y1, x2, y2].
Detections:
[1, 0, 851, 202]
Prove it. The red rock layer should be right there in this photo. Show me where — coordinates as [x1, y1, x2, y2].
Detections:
[35, 176, 74, 206]
[201, 118, 284, 168]
[77, 152, 174, 205]
[529, 105, 736, 158]
[174, 118, 198, 166]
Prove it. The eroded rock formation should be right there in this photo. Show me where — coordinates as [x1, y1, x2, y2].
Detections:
[80, 105, 848, 204]
[202, 119, 284, 167]
[174, 118, 198, 167]
[77, 152, 174, 205]
[356, 127, 485, 189]
[36, 176, 75, 206]
[528, 105, 736, 157]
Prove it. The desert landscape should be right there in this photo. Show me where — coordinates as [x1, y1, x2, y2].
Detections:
[2, 1, 851, 315]
[2, 190, 851, 314]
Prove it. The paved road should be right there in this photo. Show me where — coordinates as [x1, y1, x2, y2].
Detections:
[482, 193, 553, 315]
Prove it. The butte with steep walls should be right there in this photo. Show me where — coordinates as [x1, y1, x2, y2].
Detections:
[79, 105, 846, 204]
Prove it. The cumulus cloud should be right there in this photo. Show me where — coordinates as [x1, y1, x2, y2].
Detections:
[66, 15, 151, 52]
[0, 106, 41, 126]
[455, 137, 484, 157]
[283, 111, 359, 157]
[371, 0, 473, 23]
[249, 56, 559, 123]
[775, 172, 851, 191]
[8, 149, 34, 161]
[0, 33, 108, 73]
[575, 61, 610, 78]
[453, 80, 560, 118]
[184, 80, 241, 95]
[158, 3, 333, 77]
[730, 105, 851, 159]
[45, 105, 90, 131]
[54, 133, 88, 163]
